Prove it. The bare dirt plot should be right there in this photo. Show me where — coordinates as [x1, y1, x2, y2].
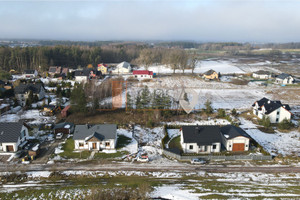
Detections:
[269, 88, 300, 106]
[0, 155, 11, 163]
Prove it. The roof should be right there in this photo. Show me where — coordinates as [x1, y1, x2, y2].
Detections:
[204, 69, 217, 75]
[24, 69, 36, 74]
[253, 70, 271, 75]
[253, 97, 291, 114]
[74, 68, 94, 77]
[0, 122, 24, 143]
[61, 105, 70, 112]
[116, 61, 130, 69]
[277, 73, 292, 80]
[14, 83, 44, 94]
[133, 70, 153, 75]
[220, 125, 250, 139]
[49, 66, 58, 73]
[61, 68, 68, 75]
[54, 122, 74, 130]
[181, 125, 222, 146]
[73, 124, 117, 141]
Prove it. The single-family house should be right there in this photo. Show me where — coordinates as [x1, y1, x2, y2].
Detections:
[54, 122, 74, 135]
[252, 70, 272, 79]
[97, 64, 109, 75]
[48, 66, 62, 77]
[180, 126, 222, 154]
[14, 83, 46, 106]
[61, 67, 69, 77]
[74, 68, 100, 83]
[275, 73, 295, 84]
[23, 69, 38, 78]
[133, 70, 153, 79]
[203, 69, 219, 80]
[73, 124, 117, 151]
[112, 61, 131, 74]
[220, 125, 250, 152]
[0, 122, 29, 152]
[252, 97, 292, 123]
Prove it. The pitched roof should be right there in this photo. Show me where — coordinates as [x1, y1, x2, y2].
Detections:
[181, 125, 222, 146]
[220, 125, 250, 139]
[277, 73, 292, 80]
[0, 122, 24, 143]
[54, 122, 74, 130]
[253, 97, 291, 115]
[74, 68, 94, 77]
[204, 69, 217, 75]
[73, 124, 117, 141]
[14, 83, 44, 94]
[24, 69, 36, 74]
[117, 61, 130, 69]
[253, 70, 271, 75]
[49, 66, 58, 73]
[133, 70, 153, 75]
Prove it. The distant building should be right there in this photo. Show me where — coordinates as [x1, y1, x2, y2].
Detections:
[23, 69, 38, 78]
[252, 70, 272, 79]
[112, 61, 131, 74]
[275, 73, 295, 84]
[61, 105, 71, 118]
[14, 83, 46, 106]
[203, 69, 219, 80]
[97, 64, 109, 75]
[48, 66, 62, 77]
[252, 97, 292, 123]
[133, 70, 153, 79]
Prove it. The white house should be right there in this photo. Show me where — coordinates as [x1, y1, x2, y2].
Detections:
[220, 125, 250, 152]
[0, 122, 29, 152]
[14, 83, 46, 106]
[112, 61, 131, 74]
[252, 97, 292, 123]
[275, 73, 295, 84]
[133, 70, 153, 79]
[23, 69, 38, 78]
[180, 126, 222, 154]
[252, 70, 272, 79]
[73, 124, 117, 151]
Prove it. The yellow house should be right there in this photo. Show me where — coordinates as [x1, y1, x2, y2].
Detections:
[97, 64, 108, 75]
[203, 69, 219, 80]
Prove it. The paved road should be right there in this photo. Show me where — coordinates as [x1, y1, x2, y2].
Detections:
[1, 162, 300, 173]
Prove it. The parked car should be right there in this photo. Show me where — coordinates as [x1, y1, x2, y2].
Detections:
[191, 158, 206, 164]
[56, 133, 63, 140]
[137, 155, 149, 162]
[46, 134, 54, 141]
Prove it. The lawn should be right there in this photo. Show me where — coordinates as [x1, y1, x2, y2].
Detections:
[93, 151, 127, 159]
[59, 139, 91, 159]
[116, 135, 132, 149]
[168, 136, 182, 151]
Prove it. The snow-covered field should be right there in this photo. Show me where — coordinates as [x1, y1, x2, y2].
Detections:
[240, 118, 300, 156]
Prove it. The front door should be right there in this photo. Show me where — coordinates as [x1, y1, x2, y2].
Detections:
[92, 143, 97, 150]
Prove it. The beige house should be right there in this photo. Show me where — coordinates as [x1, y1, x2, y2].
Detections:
[203, 69, 219, 80]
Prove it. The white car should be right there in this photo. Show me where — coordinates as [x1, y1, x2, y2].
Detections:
[137, 155, 149, 162]
[191, 158, 206, 164]
[56, 133, 63, 140]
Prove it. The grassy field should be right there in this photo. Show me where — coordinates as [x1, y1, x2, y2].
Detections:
[0, 172, 299, 199]
[59, 139, 91, 159]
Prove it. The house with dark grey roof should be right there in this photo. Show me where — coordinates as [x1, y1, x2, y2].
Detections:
[202, 69, 219, 80]
[48, 66, 62, 77]
[180, 126, 222, 153]
[220, 125, 251, 152]
[252, 97, 292, 123]
[180, 125, 251, 153]
[14, 83, 46, 106]
[74, 68, 100, 83]
[73, 124, 117, 151]
[23, 69, 38, 78]
[252, 70, 272, 79]
[0, 122, 29, 152]
[275, 73, 294, 84]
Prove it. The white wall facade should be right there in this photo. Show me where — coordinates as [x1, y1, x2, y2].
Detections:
[225, 136, 250, 151]
[253, 73, 271, 79]
[0, 125, 29, 152]
[75, 76, 88, 83]
[74, 139, 116, 151]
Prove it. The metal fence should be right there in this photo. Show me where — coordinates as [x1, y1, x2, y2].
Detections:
[162, 149, 272, 161]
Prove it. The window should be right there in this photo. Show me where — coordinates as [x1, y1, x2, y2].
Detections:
[79, 142, 84, 147]
[246, 145, 248, 147]
[229, 145, 231, 147]
[276, 118, 279, 122]
[105, 142, 110, 147]
[277, 111, 280, 115]
[189, 145, 193, 150]
[212, 144, 217, 150]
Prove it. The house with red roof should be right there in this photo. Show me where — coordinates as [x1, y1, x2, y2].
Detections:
[133, 70, 153, 79]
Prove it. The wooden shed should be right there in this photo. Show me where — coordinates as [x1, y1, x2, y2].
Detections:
[61, 105, 70, 118]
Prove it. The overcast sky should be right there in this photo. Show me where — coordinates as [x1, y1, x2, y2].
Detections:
[0, 0, 299, 42]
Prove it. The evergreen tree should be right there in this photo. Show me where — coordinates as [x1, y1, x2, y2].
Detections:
[140, 86, 151, 109]
[204, 100, 213, 114]
[70, 83, 87, 113]
[126, 92, 134, 109]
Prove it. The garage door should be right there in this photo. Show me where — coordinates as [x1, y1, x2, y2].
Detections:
[6, 145, 14, 152]
[232, 143, 244, 151]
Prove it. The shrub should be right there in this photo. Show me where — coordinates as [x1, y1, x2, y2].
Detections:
[217, 109, 226, 117]
[278, 118, 293, 130]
